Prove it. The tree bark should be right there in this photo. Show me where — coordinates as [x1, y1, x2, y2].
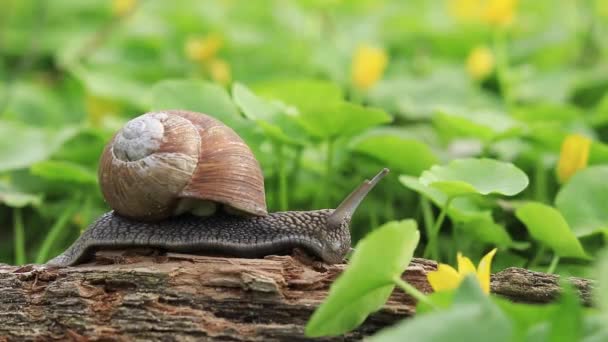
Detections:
[0, 251, 595, 341]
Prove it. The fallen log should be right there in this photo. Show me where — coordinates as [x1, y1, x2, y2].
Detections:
[0, 251, 594, 341]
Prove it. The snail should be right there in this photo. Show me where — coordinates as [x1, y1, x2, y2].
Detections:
[46, 110, 388, 267]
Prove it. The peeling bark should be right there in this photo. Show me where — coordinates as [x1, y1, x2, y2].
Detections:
[0, 251, 595, 341]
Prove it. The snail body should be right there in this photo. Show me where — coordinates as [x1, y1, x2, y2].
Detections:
[47, 110, 388, 267]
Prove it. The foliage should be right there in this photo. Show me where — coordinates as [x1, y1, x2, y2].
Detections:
[2, 0, 608, 339]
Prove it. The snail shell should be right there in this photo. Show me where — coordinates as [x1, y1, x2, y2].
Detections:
[98, 110, 267, 221]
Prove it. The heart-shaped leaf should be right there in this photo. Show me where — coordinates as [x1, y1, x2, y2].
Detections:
[555, 166, 608, 237]
[254, 79, 392, 140]
[420, 158, 529, 197]
[596, 249, 608, 317]
[297, 102, 392, 140]
[457, 216, 529, 250]
[515, 202, 589, 259]
[434, 111, 522, 143]
[369, 277, 512, 342]
[399, 175, 490, 222]
[305, 220, 420, 337]
[0, 181, 42, 208]
[0, 122, 79, 172]
[253, 79, 344, 113]
[352, 135, 438, 176]
[30, 160, 98, 185]
[233, 83, 307, 145]
[148, 79, 241, 126]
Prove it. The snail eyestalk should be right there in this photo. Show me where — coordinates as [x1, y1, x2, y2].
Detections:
[327, 168, 390, 228]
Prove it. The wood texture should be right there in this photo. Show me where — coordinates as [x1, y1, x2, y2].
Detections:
[0, 251, 595, 341]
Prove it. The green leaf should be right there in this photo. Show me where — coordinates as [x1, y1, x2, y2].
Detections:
[0, 181, 42, 208]
[71, 66, 148, 108]
[433, 110, 522, 143]
[457, 216, 529, 250]
[548, 283, 583, 342]
[305, 220, 420, 337]
[233, 82, 279, 122]
[589, 140, 608, 166]
[493, 297, 557, 341]
[416, 291, 456, 315]
[0, 122, 79, 172]
[367, 68, 500, 120]
[148, 80, 241, 126]
[369, 277, 512, 342]
[52, 128, 111, 167]
[515, 202, 589, 259]
[252, 79, 344, 113]
[555, 166, 608, 237]
[513, 103, 582, 125]
[297, 102, 392, 139]
[30, 160, 98, 185]
[352, 135, 438, 176]
[596, 249, 608, 319]
[420, 158, 529, 197]
[232, 83, 306, 145]
[399, 175, 490, 222]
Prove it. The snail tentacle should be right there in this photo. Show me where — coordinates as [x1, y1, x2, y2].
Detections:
[46, 168, 389, 266]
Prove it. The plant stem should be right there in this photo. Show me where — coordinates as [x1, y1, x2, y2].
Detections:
[534, 158, 548, 203]
[35, 200, 79, 264]
[420, 197, 434, 244]
[528, 245, 546, 268]
[370, 205, 379, 230]
[0, 1, 47, 115]
[13, 208, 26, 265]
[275, 142, 288, 211]
[393, 276, 435, 309]
[289, 146, 303, 190]
[384, 188, 395, 221]
[493, 28, 515, 110]
[324, 138, 335, 207]
[546, 254, 560, 274]
[424, 197, 454, 260]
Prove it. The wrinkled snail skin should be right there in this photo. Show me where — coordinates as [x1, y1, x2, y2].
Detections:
[45, 110, 389, 267]
[46, 209, 351, 267]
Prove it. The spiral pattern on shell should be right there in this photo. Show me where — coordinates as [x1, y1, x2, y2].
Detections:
[98, 110, 267, 221]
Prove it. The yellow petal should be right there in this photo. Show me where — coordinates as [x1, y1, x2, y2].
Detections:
[457, 252, 476, 276]
[85, 94, 120, 126]
[208, 59, 231, 85]
[466, 46, 494, 81]
[476, 248, 497, 294]
[184, 34, 223, 62]
[351, 44, 388, 90]
[597, 0, 608, 18]
[112, 0, 137, 17]
[557, 134, 591, 183]
[427, 264, 461, 292]
[447, 0, 484, 21]
[481, 0, 518, 27]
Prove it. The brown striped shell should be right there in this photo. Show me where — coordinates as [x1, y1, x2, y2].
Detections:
[98, 110, 267, 221]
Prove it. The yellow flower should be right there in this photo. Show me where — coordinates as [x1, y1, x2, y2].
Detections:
[466, 45, 495, 81]
[557, 134, 592, 183]
[427, 248, 497, 294]
[481, 0, 518, 27]
[184, 34, 223, 62]
[447, 0, 483, 21]
[208, 59, 231, 85]
[596, 0, 608, 18]
[112, 0, 137, 17]
[351, 44, 388, 91]
[85, 94, 120, 126]
[446, 0, 517, 27]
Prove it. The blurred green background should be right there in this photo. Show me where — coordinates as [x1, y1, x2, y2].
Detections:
[1, 0, 608, 274]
